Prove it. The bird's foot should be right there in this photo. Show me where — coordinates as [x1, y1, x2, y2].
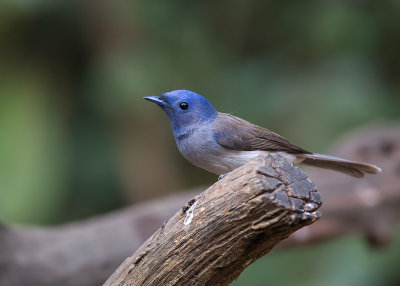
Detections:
[218, 173, 230, 180]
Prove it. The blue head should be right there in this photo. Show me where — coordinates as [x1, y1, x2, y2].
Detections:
[144, 90, 218, 136]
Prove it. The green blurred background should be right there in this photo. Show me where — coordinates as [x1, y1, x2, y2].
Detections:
[0, 0, 399, 285]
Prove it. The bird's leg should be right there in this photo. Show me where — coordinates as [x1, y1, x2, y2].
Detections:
[218, 173, 230, 180]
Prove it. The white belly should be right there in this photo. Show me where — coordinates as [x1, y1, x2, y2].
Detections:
[203, 150, 298, 174]
[207, 150, 267, 174]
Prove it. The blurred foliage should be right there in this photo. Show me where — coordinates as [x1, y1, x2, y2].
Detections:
[0, 0, 399, 285]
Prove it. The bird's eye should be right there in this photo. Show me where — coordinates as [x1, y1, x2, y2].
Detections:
[179, 102, 189, 110]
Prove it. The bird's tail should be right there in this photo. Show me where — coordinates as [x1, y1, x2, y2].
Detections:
[296, 153, 382, 178]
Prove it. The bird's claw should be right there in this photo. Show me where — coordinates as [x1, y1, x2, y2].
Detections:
[218, 173, 229, 180]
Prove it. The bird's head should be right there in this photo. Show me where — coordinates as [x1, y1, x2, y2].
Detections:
[144, 90, 217, 135]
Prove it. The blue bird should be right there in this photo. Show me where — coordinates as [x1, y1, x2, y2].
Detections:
[144, 90, 381, 178]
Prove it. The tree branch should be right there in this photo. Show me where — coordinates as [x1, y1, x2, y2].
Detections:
[104, 153, 321, 286]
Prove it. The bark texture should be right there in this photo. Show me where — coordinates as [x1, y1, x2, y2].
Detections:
[104, 153, 321, 286]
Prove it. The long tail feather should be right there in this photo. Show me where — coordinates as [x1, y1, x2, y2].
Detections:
[296, 153, 382, 178]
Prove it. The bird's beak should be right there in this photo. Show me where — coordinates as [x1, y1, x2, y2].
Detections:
[143, 95, 167, 107]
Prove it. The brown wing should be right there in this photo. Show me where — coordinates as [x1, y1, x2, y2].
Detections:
[213, 113, 311, 154]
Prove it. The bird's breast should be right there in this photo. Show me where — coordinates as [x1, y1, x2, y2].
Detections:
[175, 126, 268, 174]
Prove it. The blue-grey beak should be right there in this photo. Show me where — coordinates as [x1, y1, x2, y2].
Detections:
[143, 95, 167, 107]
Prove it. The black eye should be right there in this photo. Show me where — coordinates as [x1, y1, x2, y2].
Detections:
[179, 102, 189, 110]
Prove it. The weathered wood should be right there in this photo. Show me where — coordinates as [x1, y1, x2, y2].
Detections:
[104, 153, 321, 286]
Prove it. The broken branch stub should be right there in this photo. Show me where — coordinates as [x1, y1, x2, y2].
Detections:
[104, 153, 322, 286]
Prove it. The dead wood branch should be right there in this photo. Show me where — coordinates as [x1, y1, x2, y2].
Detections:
[104, 153, 321, 286]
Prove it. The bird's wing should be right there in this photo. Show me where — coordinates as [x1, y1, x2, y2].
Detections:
[213, 113, 310, 154]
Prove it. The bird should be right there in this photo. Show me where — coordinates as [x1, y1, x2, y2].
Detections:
[144, 90, 381, 179]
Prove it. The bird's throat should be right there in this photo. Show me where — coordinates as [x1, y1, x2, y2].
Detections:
[175, 127, 196, 142]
